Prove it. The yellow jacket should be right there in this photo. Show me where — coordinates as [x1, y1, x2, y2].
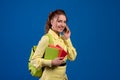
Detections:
[31, 29, 77, 80]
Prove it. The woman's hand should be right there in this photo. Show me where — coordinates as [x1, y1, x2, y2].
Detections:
[52, 57, 64, 66]
[63, 26, 71, 40]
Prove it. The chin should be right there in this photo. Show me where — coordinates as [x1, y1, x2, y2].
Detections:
[59, 30, 63, 33]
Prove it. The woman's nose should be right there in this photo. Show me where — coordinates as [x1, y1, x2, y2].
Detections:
[61, 22, 66, 26]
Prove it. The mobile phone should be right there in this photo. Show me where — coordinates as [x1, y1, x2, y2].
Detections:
[63, 26, 69, 33]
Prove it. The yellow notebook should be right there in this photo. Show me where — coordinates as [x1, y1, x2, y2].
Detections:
[44, 47, 59, 60]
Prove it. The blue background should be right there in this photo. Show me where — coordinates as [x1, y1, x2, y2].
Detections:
[0, 0, 120, 80]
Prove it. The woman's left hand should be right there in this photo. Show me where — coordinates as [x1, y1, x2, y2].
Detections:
[63, 26, 71, 39]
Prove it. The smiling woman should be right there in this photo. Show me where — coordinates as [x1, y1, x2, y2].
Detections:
[51, 15, 66, 33]
[30, 9, 77, 80]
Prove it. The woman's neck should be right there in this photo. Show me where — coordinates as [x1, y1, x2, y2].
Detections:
[51, 29, 60, 36]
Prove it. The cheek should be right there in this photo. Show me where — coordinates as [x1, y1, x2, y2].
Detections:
[55, 23, 59, 28]
[52, 22, 59, 30]
[56, 24, 59, 27]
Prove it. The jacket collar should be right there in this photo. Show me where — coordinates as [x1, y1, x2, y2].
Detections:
[48, 29, 61, 40]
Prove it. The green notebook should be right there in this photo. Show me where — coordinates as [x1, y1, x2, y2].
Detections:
[44, 47, 59, 60]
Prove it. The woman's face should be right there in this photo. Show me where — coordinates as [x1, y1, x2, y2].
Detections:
[51, 14, 67, 33]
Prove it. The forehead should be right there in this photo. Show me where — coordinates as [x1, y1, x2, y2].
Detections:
[58, 15, 66, 20]
[54, 15, 66, 21]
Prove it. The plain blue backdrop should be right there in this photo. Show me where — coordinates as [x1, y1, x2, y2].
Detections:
[0, 0, 120, 80]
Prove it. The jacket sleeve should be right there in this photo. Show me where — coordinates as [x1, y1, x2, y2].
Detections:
[64, 38, 77, 61]
[30, 35, 52, 69]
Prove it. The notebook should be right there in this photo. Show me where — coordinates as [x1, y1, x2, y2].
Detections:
[44, 45, 67, 60]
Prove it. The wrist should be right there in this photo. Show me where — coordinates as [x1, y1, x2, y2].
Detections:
[62, 35, 69, 40]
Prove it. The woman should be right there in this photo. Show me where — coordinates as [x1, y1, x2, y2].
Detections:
[31, 9, 77, 80]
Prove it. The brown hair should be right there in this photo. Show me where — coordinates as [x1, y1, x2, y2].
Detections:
[45, 9, 67, 33]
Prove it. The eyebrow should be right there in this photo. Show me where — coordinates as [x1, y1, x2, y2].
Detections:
[56, 16, 66, 22]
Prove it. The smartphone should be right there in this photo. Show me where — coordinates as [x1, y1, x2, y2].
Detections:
[63, 26, 69, 33]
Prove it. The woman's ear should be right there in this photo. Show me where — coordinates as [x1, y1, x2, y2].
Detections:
[50, 19, 53, 26]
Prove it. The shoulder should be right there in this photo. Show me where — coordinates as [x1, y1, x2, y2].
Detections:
[37, 34, 50, 45]
[40, 34, 49, 41]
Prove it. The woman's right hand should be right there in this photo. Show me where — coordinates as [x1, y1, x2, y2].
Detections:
[52, 57, 64, 66]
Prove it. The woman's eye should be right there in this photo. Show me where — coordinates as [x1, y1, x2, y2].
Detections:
[57, 20, 61, 23]
[57, 20, 66, 23]
[64, 21, 66, 23]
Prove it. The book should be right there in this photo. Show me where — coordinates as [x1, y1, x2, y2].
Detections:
[44, 47, 59, 60]
[56, 45, 67, 57]
[44, 45, 67, 60]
